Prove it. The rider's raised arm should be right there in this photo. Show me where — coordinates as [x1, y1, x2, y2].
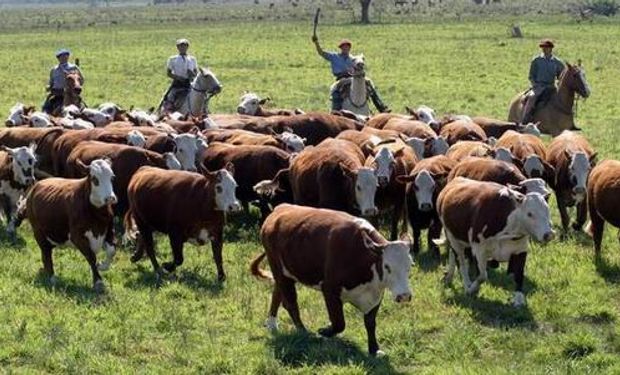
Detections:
[312, 37, 329, 59]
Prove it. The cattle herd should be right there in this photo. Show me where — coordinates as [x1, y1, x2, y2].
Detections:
[2, 93, 617, 356]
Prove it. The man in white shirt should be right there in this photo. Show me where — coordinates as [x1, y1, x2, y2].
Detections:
[163, 38, 198, 113]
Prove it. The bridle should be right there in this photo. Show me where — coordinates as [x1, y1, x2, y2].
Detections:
[186, 71, 220, 115]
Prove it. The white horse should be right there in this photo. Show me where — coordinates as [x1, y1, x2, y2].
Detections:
[332, 55, 370, 116]
[170, 67, 222, 117]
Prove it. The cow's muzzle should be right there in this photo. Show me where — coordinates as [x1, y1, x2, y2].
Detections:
[362, 207, 379, 217]
[105, 196, 118, 205]
[227, 201, 242, 213]
[395, 293, 412, 303]
[236, 106, 247, 115]
[418, 203, 433, 212]
[542, 230, 555, 243]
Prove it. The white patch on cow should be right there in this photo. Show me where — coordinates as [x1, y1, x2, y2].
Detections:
[171, 133, 201, 171]
[85, 230, 105, 253]
[202, 117, 218, 130]
[373, 147, 395, 185]
[98, 102, 122, 119]
[163, 152, 182, 170]
[452, 114, 473, 123]
[404, 137, 425, 160]
[168, 111, 185, 121]
[414, 169, 436, 211]
[61, 104, 81, 118]
[98, 242, 116, 271]
[569, 152, 591, 201]
[415, 105, 436, 125]
[341, 265, 385, 314]
[4, 145, 37, 186]
[353, 217, 377, 233]
[81, 108, 112, 127]
[29, 112, 53, 128]
[126, 130, 146, 148]
[494, 147, 514, 163]
[129, 110, 157, 127]
[520, 123, 541, 137]
[518, 192, 555, 243]
[195, 135, 209, 165]
[88, 159, 117, 208]
[523, 155, 544, 178]
[368, 135, 382, 146]
[355, 167, 379, 217]
[381, 240, 414, 301]
[0, 180, 24, 233]
[431, 137, 449, 156]
[189, 228, 211, 245]
[519, 178, 549, 197]
[214, 169, 241, 212]
[237, 92, 261, 115]
[278, 131, 305, 153]
[6, 103, 26, 126]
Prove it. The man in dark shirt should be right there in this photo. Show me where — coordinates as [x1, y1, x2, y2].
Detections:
[312, 37, 390, 113]
[522, 39, 565, 123]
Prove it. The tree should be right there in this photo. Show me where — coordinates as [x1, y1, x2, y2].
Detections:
[360, 0, 372, 23]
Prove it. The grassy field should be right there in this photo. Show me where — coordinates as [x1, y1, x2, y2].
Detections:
[2, 10, 620, 374]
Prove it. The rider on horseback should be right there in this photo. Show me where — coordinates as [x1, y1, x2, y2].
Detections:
[312, 36, 390, 113]
[42, 48, 84, 114]
[163, 38, 198, 114]
[521, 39, 565, 124]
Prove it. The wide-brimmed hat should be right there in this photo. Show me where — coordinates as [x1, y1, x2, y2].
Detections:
[539, 39, 554, 48]
[338, 39, 352, 48]
[176, 38, 190, 46]
[55, 48, 70, 57]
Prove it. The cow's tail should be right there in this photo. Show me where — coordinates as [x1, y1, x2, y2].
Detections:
[123, 210, 138, 246]
[250, 252, 273, 282]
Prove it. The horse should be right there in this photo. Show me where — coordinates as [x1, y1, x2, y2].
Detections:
[332, 55, 370, 116]
[173, 67, 222, 117]
[49, 71, 83, 116]
[508, 63, 591, 136]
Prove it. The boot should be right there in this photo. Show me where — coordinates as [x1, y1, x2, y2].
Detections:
[521, 98, 535, 124]
[369, 87, 390, 113]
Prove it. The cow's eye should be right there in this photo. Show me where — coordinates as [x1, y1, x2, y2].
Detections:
[92, 177, 99, 186]
[356, 185, 361, 191]
[384, 264, 391, 273]
[216, 186, 223, 193]
[527, 212, 533, 218]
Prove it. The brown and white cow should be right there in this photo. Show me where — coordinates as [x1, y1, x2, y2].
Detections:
[546, 131, 597, 233]
[6, 103, 35, 127]
[439, 119, 487, 145]
[65, 141, 181, 217]
[436, 178, 555, 306]
[0, 144, 37, 241]
[401, 135, 450, 160]
[251, 204, 413, 356]
[471, 117, 541, 138]
[445, 141, 494, 162]
[496, 130, 554, 181]
[236, 92, 303, 116]
[125, 165, 241, 280]
[0, 127, 66, 177]
[586, 160, 620, 256]
[203, 129, 305, 153]
[396, 155, 456, 256]
[25, 159, 117, 291]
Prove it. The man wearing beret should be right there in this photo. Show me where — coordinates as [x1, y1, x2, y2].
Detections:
[163, 38, 198, 113]
[312, 36, 390, 113]
[42, 48, 83, 114]
[521, 38, 565, 124]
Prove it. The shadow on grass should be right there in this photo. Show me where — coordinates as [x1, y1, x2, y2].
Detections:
[268, 331, 402, 374]
[594, 255, 620, 284]
[34, 272, 110, 305]
[224, 208, 261, 243]
[123, 263, 224, 295]
[415, 249, 443, 273]
[0, 230, 27, 249]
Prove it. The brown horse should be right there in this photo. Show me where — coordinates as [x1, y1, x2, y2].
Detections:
[508, 63, 591, 136]
[51, 71, 83, 116]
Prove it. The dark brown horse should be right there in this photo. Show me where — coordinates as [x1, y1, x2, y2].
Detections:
[50, 71, 83, 116]
[509, 63, 591, 136]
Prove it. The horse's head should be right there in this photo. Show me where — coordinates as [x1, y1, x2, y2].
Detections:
[350, 54, 366, 77]
[65, 70, 82, 95]
[562, 62, 591, 99]
[192, 67, 222, 96]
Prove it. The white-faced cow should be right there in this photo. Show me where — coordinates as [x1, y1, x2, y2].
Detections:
[6, 103, 34, 127]
[251, 204, 413, 356]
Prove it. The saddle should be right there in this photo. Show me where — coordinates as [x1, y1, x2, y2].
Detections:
[520, 86, 557, 110]
[333, 77, 368, 99]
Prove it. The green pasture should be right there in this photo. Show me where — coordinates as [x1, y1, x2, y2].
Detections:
[1, 12, 620, 374]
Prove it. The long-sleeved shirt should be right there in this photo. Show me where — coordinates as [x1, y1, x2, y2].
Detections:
[529, 54, 565, 86]
[49, 62, 83, 90]
[321, 51, 354, 78]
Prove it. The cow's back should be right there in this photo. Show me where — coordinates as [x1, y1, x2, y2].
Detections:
[588, 160, 620, 227]
[448, 157, 525, 186]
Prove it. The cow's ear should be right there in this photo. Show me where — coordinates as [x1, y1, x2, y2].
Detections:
[435, 173, 449, 186]
[564, 149, 572, 160]
[507, 183, 526, 194]
[486, 137, 497, 147]
[396, 174, 415, 184]
[258, 97, 271, 105]
[0, 145, 14, 156]
[361, 230, 383, 255]
[76, 158, 90, 174]
[404, 106, 416, 117]
[224, 161, 235, 176]
[338, 162, 355, 178]
[512, 158, 524, 170]
[590, 152, 598, 166]
[542, 160, 556, 186]
[28, 142, 38, 154]
[360, 141, 376, 157]
[501, 186, 525, 203]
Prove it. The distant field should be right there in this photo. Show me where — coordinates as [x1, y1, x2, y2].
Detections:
[1, 13, 620, 374]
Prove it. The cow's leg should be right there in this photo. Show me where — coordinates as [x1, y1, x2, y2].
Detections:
[428, 220, 442, 258]
[411, 226, 421, 255]
[73, 236, 105, 292]
[5, 199, 17, 244]
[444, 247, 456, 284]
[389, 202, 403, 241]
[279, 277, 305, 331]
[452, 241, 472, 289]
[163, 234, 184, 273]
[573, 200, 587, 231]
[556, 193, 570, 234]
[98, 224, 116, 271]
[34, 234, 55, 283]
[210, 227, 226, 282]
[467, 244, 488, 295]
[318, 287, 346, 337]
[507, 252, 527, 307]
[363, 304, 382, 356]
[265, 284, 282, 331]
[139, 229, 161, 274]
[588, 208, 605, 257]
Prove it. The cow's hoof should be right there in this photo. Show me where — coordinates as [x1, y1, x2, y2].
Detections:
[93, 280, 106, 293]
[97, 262, 110, 272]
[512, 292, 526, 307]
[318, 326, 336, 337]
[49, 275, 58, 287]
[442, 272, 454, 285]
[572, 222, 583, 232]
[130, 253, 143, 263]
[373, 350, 386, 358]
[162, 262, 176, 273]
[217, 273, 227, 282]
[466, 284, 480, 296]
[487, 260, 500, 269]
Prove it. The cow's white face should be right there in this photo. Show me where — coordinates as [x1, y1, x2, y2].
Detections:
[494, 147, 514, 163]
[6, 103, 25, 126]
[195, 135, 209, 165]
[172, 134, 201, 172]
[88, 159, 117, 208]
[129, 110, 156, 127]
[521, 123, 541, 137]
[413, 169, 436, 212]
[82, 108, 112, 127]
[415, 105, 437, 125]
[201, 117, 218, 130]
[98, 102, 122, 119]
[404, 137, 425, 160]
[61, 104, 81, 118]
[523, 155, 544, 178]
[5, 144, 37, 186]
[569, 152, 591, 200]
[126, 130, 146, 148]
[278, 131, 305, 153]
[355, 167, 378, 217]
[30, 112, 53, 128]
[381, 240, 413, 303]
[71, 118, 95, 130]
[237, 93, 261, 115]
[163, 152, 182, 170]
[373, 147, 395, 187]
[214, 169, 241, 212]
[519, 192, 555, 243]
[431, 137, 449, 156]
[519, 178, 550, 197]
[168, 111, 185, 121]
